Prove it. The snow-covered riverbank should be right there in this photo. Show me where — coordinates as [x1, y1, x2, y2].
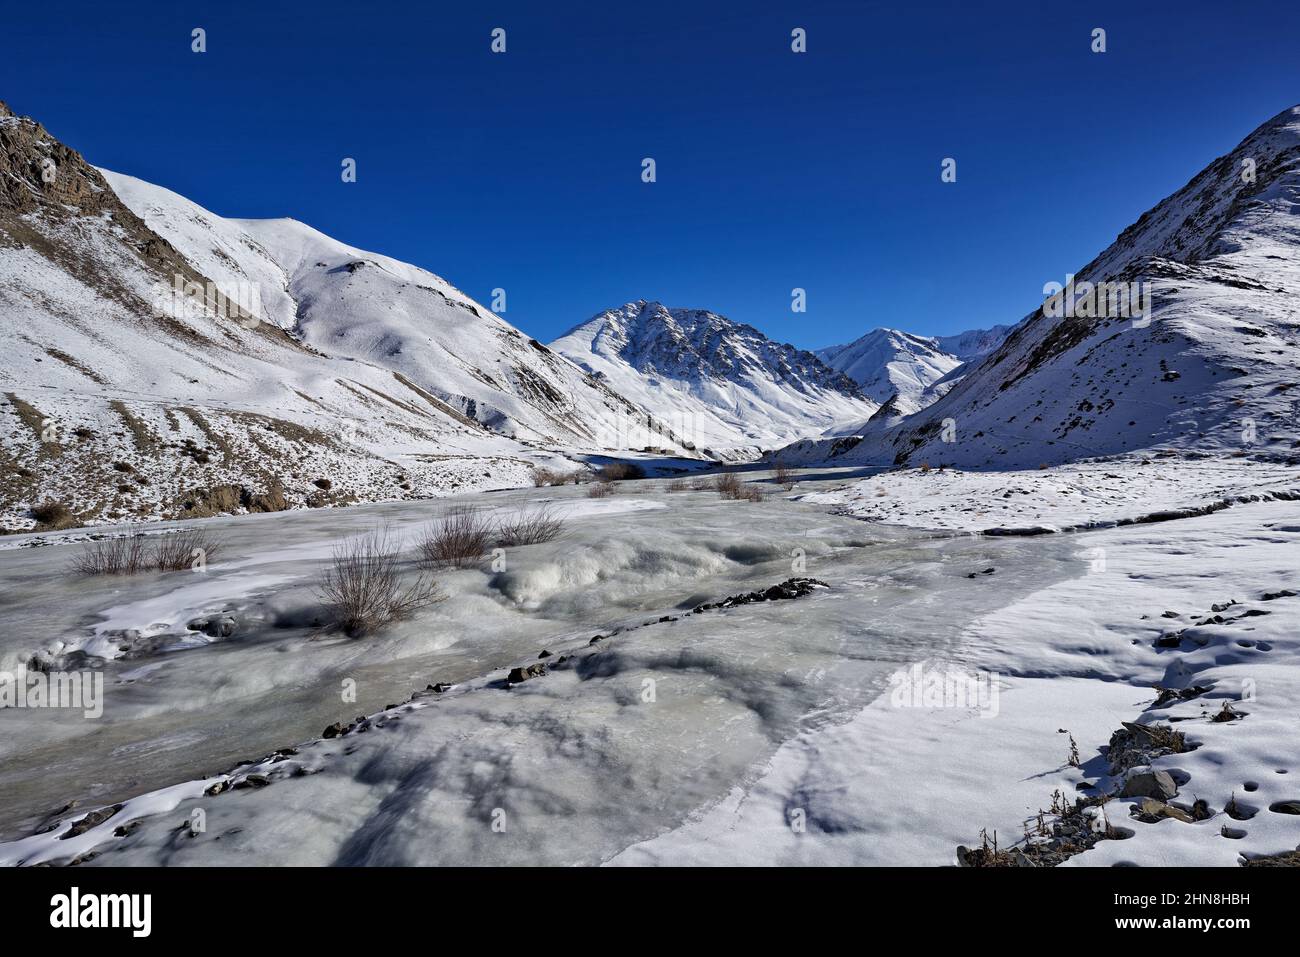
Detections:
[614, 497, 1300, 865]
[798, 454, 1300, 533]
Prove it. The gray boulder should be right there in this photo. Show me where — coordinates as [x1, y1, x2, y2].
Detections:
[1120, 769, 1177, 800]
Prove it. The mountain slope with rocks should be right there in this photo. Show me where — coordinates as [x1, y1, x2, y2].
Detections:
[781, 104, 1300, 471]
[106, 173, 689, 451]
[0, 101, 695, 531]
[550, 300, 878, 457]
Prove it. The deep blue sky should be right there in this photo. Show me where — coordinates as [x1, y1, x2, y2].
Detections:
[4, 1, 1298, 349]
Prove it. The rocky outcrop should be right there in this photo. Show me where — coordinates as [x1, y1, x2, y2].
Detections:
[691, 578, 829, 613]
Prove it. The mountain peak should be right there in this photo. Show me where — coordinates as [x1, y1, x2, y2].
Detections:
[817, 328, 965, 416]
[570, 302, 862, 392]
[550, 302, 875, 454]
[1255, 103, 1300, 136]
[1080, 103, 1300, 281]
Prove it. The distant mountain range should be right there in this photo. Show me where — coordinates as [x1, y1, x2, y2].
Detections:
[5, 97, 1298, 528]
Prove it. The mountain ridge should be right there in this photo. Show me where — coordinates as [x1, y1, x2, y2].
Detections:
[780, 104, 1300, 470]
[816, 328, 965, 417]
[550, 300, 878, 456]
[0, 101, 698, 530]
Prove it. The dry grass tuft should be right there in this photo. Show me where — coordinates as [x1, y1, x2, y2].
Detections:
[532, 466, 587, 486]
[1146, 724, 1188, 753]
[711, 471, 766, 502]
[960, 828, 1017, 867]
[31, 500, 74, 528]
[530, 467, 566, 487]
[713, 471, 742, 498]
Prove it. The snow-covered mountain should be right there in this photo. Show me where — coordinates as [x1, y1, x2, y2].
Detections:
[550, 300, 878, 456]
[0, 102, 694, 529]
[815, 322, 1013, 426]
[816, 328, 964, 417]
[932, 324, 1013, 362]
[104, 173, 694, 452]
[782, 104, 1300, 470]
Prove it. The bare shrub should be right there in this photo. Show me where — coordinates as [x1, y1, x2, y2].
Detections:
[530, 467, 563, 487]
[495, 505, 564, 546]
[690, 474, 713, 491]
[72, 530, 150, 575]
[72, 525, 224, 576]
[320, 529, 443, 637]
[419, 506, 494, 568]
[596, 462, 646, 482]
[713, 472, 743, 499]
[919, 462, 932, 473]
[587, 481, 616, 498]
[712, 472, 764, 501]
[772, 460, 795, 491]
[664, 477, 688, 492]
[153, 527, 222, 571]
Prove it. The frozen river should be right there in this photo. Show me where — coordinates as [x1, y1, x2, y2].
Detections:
[0, 472, 1082, 861]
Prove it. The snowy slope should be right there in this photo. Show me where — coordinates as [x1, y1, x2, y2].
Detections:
[610, 500, 1300, 868]
[104, 173, 694, 452]
[550, 300, 877, 456]
[816, 328, 964, 416]
[782, 104, 1300, 470]
[0, 101, 695, 530]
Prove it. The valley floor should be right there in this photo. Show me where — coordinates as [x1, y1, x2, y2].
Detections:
[1, 456, 1298, 866]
